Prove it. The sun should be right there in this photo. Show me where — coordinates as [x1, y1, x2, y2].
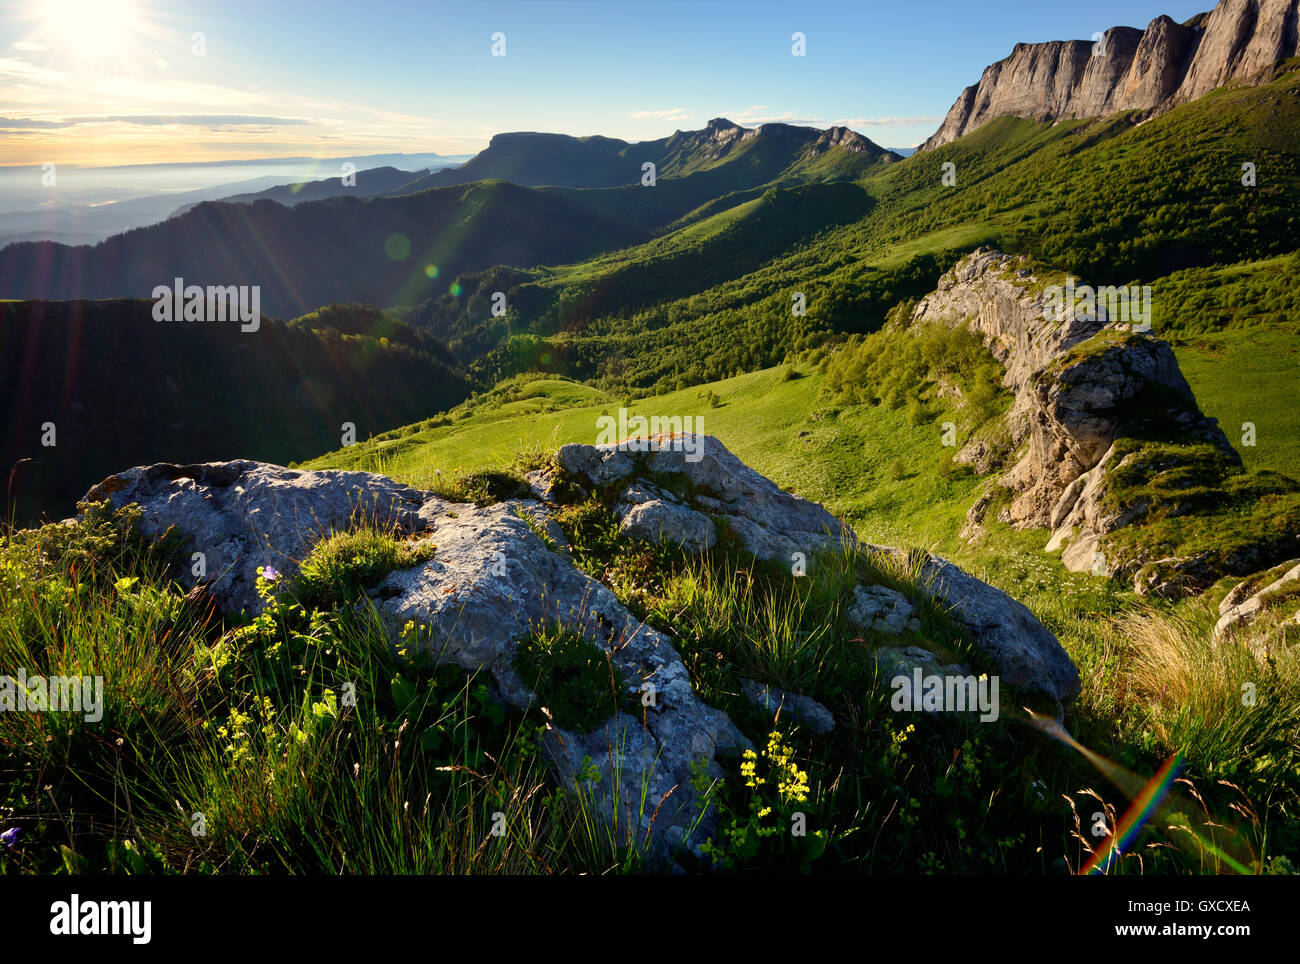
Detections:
[40, 0, 143, 58]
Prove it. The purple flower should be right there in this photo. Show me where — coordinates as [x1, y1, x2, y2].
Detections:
[0, 827, 19, 848]
[259, 566, 281, 582]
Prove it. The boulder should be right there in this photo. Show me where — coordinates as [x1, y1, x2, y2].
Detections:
[557, 435, 1079, 702]
[892, 550, 1082, 703]
[847, 584, 919, 635]
[615, 484, 717, 552]
[558, 434, 856, 562]
[738, 678, 836, 735]
[872, 644, 971, 689]
[1214, 560, 1300, 640]
[84, 459, 747, 857]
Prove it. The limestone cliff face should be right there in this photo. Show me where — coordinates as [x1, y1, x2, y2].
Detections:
[911, 249, 1237, 580]
[921, 0, 1300, 151]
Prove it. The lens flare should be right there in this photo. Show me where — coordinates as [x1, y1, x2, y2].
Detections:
[1025, 709, 1255, 875]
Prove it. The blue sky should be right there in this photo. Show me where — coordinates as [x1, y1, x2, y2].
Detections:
[0, 0, 1213, 165]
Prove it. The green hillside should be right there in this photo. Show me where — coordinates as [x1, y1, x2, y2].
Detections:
[303, 315, 1300, 563]
[401, 64, 1300, 397]
[0, 300, 472, 526]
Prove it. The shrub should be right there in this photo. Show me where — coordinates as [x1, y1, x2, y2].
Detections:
[434, 469, 531, 506]
[289, 528, 435, 610]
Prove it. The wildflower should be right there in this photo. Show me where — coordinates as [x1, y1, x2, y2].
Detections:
[0, 827, 18, 847]
[259, 565, 281, 581]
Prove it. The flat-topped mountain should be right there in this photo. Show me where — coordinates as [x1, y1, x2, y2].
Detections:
[921, 0, 1300, 150]
[391, 117, 899, 192]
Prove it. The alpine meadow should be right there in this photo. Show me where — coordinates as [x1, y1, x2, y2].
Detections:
[1, 0, 1299, 929]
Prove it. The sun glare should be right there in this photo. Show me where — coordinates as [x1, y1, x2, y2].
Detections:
[41, 0, 142, 57]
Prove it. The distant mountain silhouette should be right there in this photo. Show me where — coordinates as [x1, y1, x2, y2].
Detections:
[169, 166, 431, 216]
[0, 120, 897, 317]
[392, 117, 899, 192]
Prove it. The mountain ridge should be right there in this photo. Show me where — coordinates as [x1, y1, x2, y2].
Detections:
[921, 0, 1300, 150]
[391, 117, 899, 192]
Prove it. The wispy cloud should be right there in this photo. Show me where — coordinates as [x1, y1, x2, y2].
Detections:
[12, 40, 48, 52]
[630, 108, 691, 120]
[0, 114, 312, 130]
[842, 116, 944, 128]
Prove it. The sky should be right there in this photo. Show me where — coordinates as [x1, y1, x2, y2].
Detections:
[0, 0, 1215, 167]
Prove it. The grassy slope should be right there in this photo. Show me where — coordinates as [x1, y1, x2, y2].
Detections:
[306, 329, 1300, 546]
[298, 363, 1298, 873]
[308, 367, 1022, 559]
[412, 66, 1300, 398]
[1175, 325, 1300, 478]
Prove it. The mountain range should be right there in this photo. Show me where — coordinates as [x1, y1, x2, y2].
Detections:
[922, 0, 1300, 149]
[0, 119, 898, 316]
[1, 0, 1297, 528]
[0, 153, 469, 247]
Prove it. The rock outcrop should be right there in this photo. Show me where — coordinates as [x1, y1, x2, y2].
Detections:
[549, 435, 1080, 702]
[1214, 559, 1300, 643]
[912, 248, 1237, 584]
[738, 678, 837, 735]
[80, 437, 1082, 855]
[921, 0, 1300, 151]
[847, 584, 920, 635]
[554, 434, 855, 565]
[85, 459, 748, 858]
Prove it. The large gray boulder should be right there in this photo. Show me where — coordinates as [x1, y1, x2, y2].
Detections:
[83, 460, 434, 615]
[557, 434, 855, 564]
[83, 460, 748, 857]
[556, 435, 1079, 703]
[891, 550, 1081, 703]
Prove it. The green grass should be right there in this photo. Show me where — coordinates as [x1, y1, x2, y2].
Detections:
[305, 367, 989, 551]
[511, 624, 628, 732]
[0, 504, 659, 874]
[287, 526, 436, 610]
[1174, 324, 1300, 478]
[2, 484, 1296, 874]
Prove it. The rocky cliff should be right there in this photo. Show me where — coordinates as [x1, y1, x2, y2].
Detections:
[912, 248, 1244, 588]
[921, 0, 1300, 151]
